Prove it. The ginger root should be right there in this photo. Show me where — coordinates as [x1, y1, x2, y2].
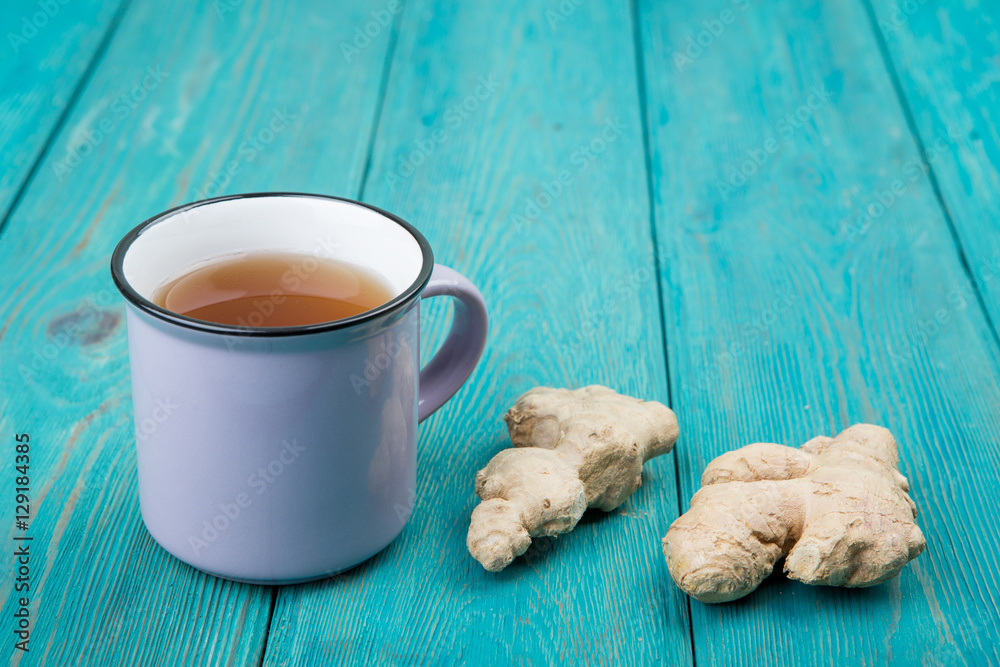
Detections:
[663, 424, 925, 603]
[467, 385, 679, 572]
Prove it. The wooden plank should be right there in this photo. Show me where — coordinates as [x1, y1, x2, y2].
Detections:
[637, 0, 1000, 665]
[0, 0, 395, 664]
[0, 0, 125, 228]
[262, 0, 693, 664]
[867, 0, 1000, 338]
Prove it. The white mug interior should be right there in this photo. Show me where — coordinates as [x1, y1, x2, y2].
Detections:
[121, 194, 426, 307]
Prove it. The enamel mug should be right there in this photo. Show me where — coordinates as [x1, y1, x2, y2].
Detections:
[110, 193, 488, 583]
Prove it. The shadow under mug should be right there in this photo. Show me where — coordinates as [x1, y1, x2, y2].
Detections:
[110, 193, 488, 584]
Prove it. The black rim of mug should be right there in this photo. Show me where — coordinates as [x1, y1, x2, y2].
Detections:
[109, 192, 435, 337]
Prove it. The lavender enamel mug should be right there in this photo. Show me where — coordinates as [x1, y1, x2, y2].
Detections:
[110, 193, 488, 584]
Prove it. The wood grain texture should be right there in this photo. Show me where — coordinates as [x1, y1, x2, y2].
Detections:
[4, 0, 999, 664]
[261, 0, 693, 664]
[0, 0, 395, 664]
[638, 0, 1000, 665]
[0, 0, 125, 229]
[867, 0, 1000, 333]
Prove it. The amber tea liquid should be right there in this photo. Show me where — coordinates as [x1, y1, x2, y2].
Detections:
[151, 251, 395, 327]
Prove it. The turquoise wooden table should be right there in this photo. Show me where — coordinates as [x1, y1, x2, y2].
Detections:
[2, 0, 999, 664]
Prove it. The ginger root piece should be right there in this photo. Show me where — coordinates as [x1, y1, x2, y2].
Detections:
[663, 424, 926, 603]
[467, 385, 679, 572]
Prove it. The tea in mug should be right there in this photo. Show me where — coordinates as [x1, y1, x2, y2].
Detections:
[151, 251, 395, 327]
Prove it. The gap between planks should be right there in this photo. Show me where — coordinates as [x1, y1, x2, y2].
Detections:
[859, 0, 1000, 353]
[0, 0, 134, 240]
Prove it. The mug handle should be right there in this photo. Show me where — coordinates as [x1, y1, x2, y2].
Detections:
[418, 264, 489, 421]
